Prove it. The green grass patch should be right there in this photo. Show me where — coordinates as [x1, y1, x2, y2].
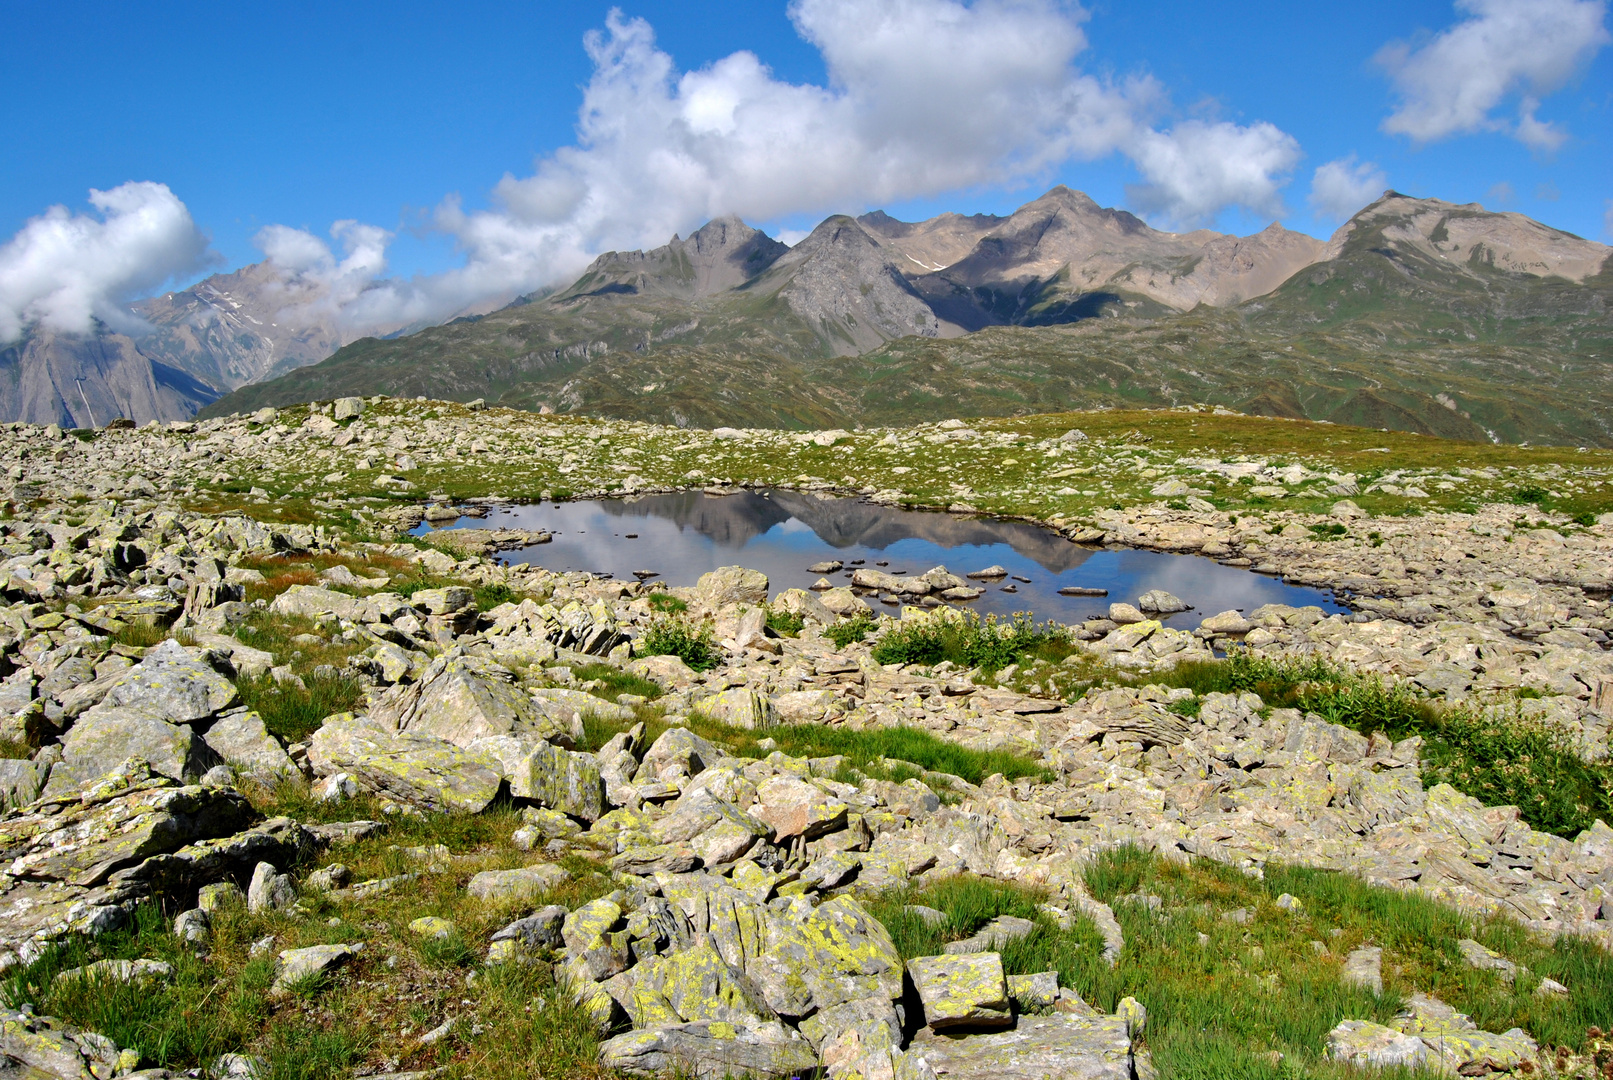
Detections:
[235, 671, 366, 744]
[570, 662, 663, 704]
[764, 607, 806, 637]
[0, 737, 30, 760]
[638, 614, 720, 672]
[473, 582, 517, 610]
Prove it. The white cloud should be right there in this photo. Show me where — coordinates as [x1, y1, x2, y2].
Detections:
[1377, 0, 1610, 150]
[253, 220, 393, 328]
[1309, 155, 1390, 219]
[265, 1, 1303, 331]
[0, 182, 214, 343]
[1127, 120, 1302, 227]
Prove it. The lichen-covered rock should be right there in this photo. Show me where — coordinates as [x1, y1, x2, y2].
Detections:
[306, 716, 502, 813]
[102, 640, 239, 722]
[617, 941, 776, 1027]
[202, 709, 294, 779]
[373, 652, 579, 748]
[754, 774, 848, 841]
[467, 863, 571, 903]
[598, 1021, 818, 1080]
[512, 744, 605, 822]
[692, 687, 774, 730]
[697, 566, 769, 608]
[58, 706, 222, 786]
[1326, 1020, 1432, 1069]
[908, 953, 1012, 1031]
[272, 942, 362, 994]
[914, 1013, 1134, 1080]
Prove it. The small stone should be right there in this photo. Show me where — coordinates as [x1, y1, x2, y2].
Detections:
[409, 916, 457, 942]
[247, 861, 297, 912]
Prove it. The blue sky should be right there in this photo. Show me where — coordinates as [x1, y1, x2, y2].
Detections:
[1, 0, 1608, 338]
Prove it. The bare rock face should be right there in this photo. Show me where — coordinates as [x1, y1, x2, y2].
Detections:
[1322, 192, 1610, 282]
[0, 327, 219, 427]
[759, 216, 942, 354]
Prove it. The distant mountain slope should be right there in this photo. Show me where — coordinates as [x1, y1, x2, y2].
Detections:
[0, 327, 219, 427]
[203, 190, 1612, 445]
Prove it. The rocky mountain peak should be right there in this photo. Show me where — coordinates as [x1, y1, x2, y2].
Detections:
[1324, 191, 1610, 281]
[759, 216, 942, 354]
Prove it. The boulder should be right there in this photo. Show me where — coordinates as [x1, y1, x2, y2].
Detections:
[692, 688, 774, 730]
[1136, 590, 1188, 614]
[819, 587, 871, 617]
[332, 396, 365, 420]
[639, 727, 727, 782]
[247, 862, 297, 912]
[908, 952, 1012, 1031]
[467, 863, 572, 903]
[753, 775, 848, 841]
[697, 566, 769, 608]
[627, 654, 697, 690]
[374, 652, 580, 749]
[1341, 946, 1383, 995]
[270, 584, 371, 624]
[0, 759, 45, 808]
[272, 942, 362, 994]
[914, 1013, 1133, 1080]
[772, 588, 835, 625]
[202, 710, 295, 779]
[512, 744, 606, 822]
[772, 689, 837, 723]
[306, 716, 502, 813]
[102, 640, 239, 722]
[60, 706, 222, 784]
[1198, 610, 1252, 635]
[598, 1021, 819, 1080]
[1326, 1020, 1432, 1069]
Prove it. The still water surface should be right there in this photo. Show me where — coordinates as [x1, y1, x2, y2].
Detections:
[418, 490, 1346, 624]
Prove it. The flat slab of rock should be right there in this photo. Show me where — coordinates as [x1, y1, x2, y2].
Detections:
[598, 1021, 817, 1079]
[908, 953, 1011, 1031]
[307, 717, 502, 813]
[916, 1013, 1133, 1080]
[467, 863, 572, 903]
[1341, 946, 1383, 995]
[272, 942, 363, 994]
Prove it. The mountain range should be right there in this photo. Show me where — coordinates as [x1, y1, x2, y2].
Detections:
[3, 186, 1608, 443]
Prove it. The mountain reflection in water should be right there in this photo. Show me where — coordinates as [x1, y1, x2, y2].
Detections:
[420, 489, 1345, 623]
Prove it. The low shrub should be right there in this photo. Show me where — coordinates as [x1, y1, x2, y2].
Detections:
[824, 613, 875, 647]
[872, 610, 1059, 672]
[638, 615, 720, 672]
[764, 607, 806, 638]
[1422, 707, 1613, 838]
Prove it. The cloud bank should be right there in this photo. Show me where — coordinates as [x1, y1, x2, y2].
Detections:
[0, 182, 214, 344]
[1377, 0, 1610, 151]
[1309, 156, 1390, 220]
[258, 0, 1306, 334]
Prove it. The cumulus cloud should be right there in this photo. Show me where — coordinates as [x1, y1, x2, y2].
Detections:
[1127, 120, 1302, 226]
[253, 220, 393, 328]
[1377, 0, 1610, 150]
[0, 182, 214, 343]
[267, 1, 1304, 331]
[1308, 155, 1390, 219]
